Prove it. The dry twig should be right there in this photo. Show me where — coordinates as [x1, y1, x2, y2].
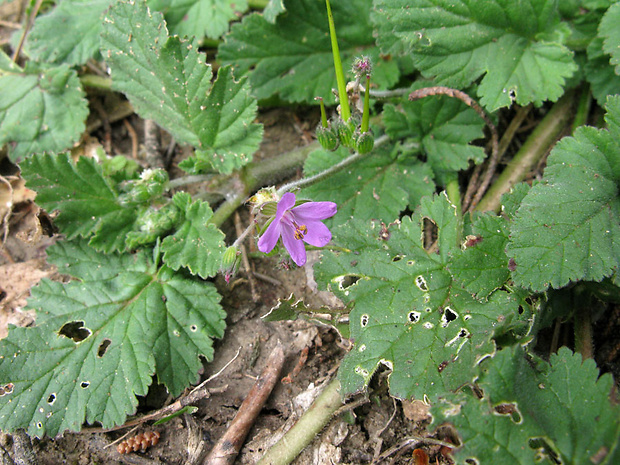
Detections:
[204, 341, 285, 465]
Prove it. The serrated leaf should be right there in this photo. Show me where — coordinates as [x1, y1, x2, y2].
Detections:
[148, 0, 248, 40]
[100, 0, 262, 174]
[218, 0, 399, 104]
[0, 59, 88, 161]
[20, 153, 139, 253]
[434, 347, 620, 464]
[600, 1, 620, 74]
[0, 240, 225, 437]
[372, 0, 577, 111]
[160, 192, 226, 279]
[300, 144, 435, 227]
[586, 37, 620, 104]
[25, 0, 111, 66]
[316, 193, 517, 399]
[383, 90, 486, 180]
[449, 214, 510, 299]
[507, 96, 620, 292]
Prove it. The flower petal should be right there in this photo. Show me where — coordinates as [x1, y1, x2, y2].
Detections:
[257, 219, 281, 253]
[302, 220, 332, 247]
[280, 222, 307, 266]
[276, 192, 296, 220]
[292, 201, 337, 221]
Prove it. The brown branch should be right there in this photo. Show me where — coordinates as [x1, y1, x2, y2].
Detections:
[143, 120, 165, 169]
[204, 341, 285, 465]
[408, 87, 498, 211]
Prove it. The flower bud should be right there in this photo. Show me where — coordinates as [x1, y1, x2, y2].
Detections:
[316, 125, 339, 151]
[334, 117, 358, 149]
[220, 246, 241, 283]
[352, 56, 372, 79]
[355, 130, 374, 154]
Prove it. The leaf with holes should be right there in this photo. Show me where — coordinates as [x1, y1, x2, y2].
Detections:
[372, 0, 577, 111]
[383, 88, 486, 181]
[100, 0, 262, 174]
[0, 55, 88, 161]
[300, 144, 435, 228]
[316, 193, 519, 399]
[507, 95, 620, 292]
[160, 192, 226, 279]
[433, 347, 620, 464]
[218, 0, 401, 104]
[0, 239, 225, 437]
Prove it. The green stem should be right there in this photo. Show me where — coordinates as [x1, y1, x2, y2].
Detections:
[475, 90, 576, 213]
[209, 142, 320, 227]
[80, 74, 113, 90]
[248, 0, 269, 9]
[257, 378, 343, 465]
[276, 134, 389, 196]
[572, 84, 592, 132]
[167, 174, 214, 190]
[325, 0, 350, 122]
[361, 75, 370, 133]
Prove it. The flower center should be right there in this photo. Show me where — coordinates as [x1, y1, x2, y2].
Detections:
[293, 222, 307, 240]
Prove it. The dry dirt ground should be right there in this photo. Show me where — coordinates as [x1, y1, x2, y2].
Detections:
[0, 105, 450, 465]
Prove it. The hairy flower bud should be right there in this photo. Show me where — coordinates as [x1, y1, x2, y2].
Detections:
[316, 125, 340, 151]
[220, 246, 241, 283]
[355, 130, 375, 154]
[352, 56, 372, 79]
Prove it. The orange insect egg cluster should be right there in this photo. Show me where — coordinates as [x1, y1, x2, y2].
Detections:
[117, 431, 161, 454]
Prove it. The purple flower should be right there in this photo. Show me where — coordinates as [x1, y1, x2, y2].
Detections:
[257, 192, 337, 266]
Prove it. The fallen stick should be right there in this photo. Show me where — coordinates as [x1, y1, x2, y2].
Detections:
[204, 341, 285, 465]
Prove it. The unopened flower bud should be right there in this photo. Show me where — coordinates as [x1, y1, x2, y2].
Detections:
[316, 125, 339, 151]
[220, 246, 241, 283]
[355, 130, 374, 154]
[352, 56, 372, 79]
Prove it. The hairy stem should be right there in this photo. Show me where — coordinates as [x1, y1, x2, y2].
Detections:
[276, 134, 389, 195]
[475, 90, 576, 213]
[257, 378, 343, 465]
[80, 74, 113, 90]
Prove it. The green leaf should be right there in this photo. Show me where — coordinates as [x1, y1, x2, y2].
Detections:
[585, 36, 620, 104]
[372, 0, 577, 111]
[25, 0, 111, 66]
[316, 193, 517, 399]
[383, 90, 486, 180]
[160, 192, 226, 279]
[434, 347, 620, 464]
[507, 96, 620, 292]
[0, 240, 225, 437]
[148, 0, 248, 40]
[100, 0, 262, 174]
[20, 153, 139, 253]
[218, 0, 399, 104]
[263, 0, 286, 23]
[0, 58, 88, 161]
[449, 213, 511, 299]
[600, 1, 620, 74]
[301, 144, 435, 227]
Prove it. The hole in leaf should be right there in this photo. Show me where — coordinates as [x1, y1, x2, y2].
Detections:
[415, 275, 428, 292]
[190, 325, 198, 332]
[494, 402, 522, 423]
[360, 314, 369, 328]
[0, 383, 14, 396]
[335, 275, 360, 290]
[408, 311, 421, 323]
[441, 307, 458, 327]
[528, 437, 562, 464]
[392, 254, 404, 262]
[58, 321, 91, 342]
[47, 393, 56, 405]
[80, 381, 90, 389]
[97, 339, 111, 357]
